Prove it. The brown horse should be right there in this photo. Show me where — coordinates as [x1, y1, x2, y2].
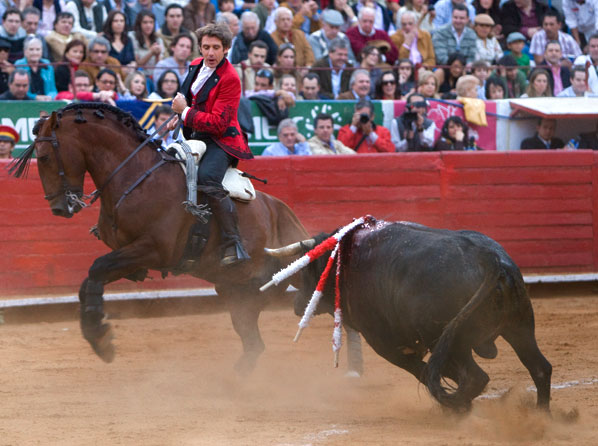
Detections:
[11, 102, 309, 372]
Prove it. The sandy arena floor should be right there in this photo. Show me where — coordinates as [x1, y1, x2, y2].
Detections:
[0, 293, 597, 446]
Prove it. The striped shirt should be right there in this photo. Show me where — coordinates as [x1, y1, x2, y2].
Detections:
[529, 30, 582, 60]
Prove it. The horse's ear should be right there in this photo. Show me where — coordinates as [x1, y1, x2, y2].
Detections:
[48, 111, 58, 129]
[32, 113, 52, 136]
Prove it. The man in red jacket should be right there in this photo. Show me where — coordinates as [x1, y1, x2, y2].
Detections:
[337, 99, 394, 153]
[170, 23, 254, 267]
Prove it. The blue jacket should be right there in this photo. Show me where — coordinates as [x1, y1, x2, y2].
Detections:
[15, 57, 58, 100]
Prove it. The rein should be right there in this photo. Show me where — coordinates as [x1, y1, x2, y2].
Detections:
[87, 113, 178, 205]
[34, 112, 178, 212]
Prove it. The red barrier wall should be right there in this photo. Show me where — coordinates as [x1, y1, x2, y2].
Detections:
[2, 151, 598, 298]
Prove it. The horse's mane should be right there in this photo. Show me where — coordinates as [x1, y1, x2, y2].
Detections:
[9, 102, 155, 179]
[62, 102, 151, 142]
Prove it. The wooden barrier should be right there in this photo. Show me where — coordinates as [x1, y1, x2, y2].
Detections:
[2, 150, 597, 298]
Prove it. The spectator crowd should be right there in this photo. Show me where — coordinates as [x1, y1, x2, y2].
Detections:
[2, 0, 598, 153]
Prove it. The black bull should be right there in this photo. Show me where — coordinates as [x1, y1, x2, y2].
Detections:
[281, 220, 552, 411]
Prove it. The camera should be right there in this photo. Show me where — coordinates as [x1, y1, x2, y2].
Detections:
[402, 104, 418, 128]
[359, 113, 370, 124]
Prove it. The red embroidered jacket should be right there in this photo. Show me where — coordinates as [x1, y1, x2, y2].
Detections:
[181, 57, 253, 160]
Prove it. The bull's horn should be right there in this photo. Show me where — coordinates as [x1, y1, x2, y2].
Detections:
[263, 238, 316, 257]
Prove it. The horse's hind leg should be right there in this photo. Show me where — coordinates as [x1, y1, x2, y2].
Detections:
[80, 239, 161, 362]
[219, 284, 266, 375]
[501, 323, 552, 410]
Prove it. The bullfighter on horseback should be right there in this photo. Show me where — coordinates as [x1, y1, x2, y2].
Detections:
[169, 23, 253, 267]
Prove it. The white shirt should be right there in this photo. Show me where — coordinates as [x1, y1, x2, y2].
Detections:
[451, 25, 466, 51]
[64, 1, 99, 41]
[562, 0, 598, 39]
[330, 60, 345, 98]
[181, 64, 215, 121]
[574, 54, 598, 93]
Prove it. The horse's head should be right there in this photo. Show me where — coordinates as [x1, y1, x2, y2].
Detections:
[33, 111, 87, 218]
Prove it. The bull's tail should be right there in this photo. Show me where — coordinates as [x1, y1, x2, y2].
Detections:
[425, 257, 501, 411]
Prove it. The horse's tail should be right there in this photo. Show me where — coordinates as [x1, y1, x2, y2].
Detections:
[425, 256, 501, 410]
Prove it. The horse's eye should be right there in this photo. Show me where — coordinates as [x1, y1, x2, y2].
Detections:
[38, 155, 49, 163]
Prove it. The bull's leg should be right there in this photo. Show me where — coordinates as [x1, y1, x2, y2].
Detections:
[220, 285, 266, 375]
[79, 238, 161, 362]
[345, 326, 364, 377]
[456, 352, 490, 406]
[386, 353, 429, 384]
[424, 350, 489, 412]
[501, 326, 552, 410]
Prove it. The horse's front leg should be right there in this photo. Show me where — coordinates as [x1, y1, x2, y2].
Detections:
[78, 278, 114, 362]
[79, 238, 161, 362]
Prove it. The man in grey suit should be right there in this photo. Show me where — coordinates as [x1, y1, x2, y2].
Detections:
[309, 37, 353, 99]
[432, 3, 477, 65]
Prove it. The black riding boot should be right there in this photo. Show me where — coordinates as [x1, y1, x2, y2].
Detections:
[207, 194, 250, 267]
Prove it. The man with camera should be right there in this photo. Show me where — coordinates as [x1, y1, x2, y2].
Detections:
[338, 99, 394, 153]
[390, 93, 437, 152]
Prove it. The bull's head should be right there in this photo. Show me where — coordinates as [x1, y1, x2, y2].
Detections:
[264, 234, 335, 317]
[263, 238, 316, 257]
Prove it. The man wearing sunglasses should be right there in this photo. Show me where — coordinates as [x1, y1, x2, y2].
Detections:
[80, 36, 123, 83]
[390, 93, 437, 152]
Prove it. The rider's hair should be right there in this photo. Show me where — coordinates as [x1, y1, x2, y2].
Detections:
[196, 23, 233, 50]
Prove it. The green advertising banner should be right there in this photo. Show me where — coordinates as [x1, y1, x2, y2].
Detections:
[4, 99, 384, 157]
[247, 100, 384, 155]
[2, 100, 66, 155]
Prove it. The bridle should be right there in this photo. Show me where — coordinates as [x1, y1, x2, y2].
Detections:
[36, 129, 87, 213]
[36, 113, 177, 213]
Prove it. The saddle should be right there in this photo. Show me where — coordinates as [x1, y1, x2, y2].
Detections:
[165, 140, 255, 271]
[166, 140, 256, 202]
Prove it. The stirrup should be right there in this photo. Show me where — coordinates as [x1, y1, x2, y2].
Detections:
[183, 200, 210, 223]
[221, 242, 250, 267]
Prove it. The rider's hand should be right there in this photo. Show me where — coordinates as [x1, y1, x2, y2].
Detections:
[172, 92, 187, 114]
[167, 115, 180, 131]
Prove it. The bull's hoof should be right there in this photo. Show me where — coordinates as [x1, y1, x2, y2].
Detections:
[81, 313, 115, 363]
[473, 340, 498, 359]
[234, 353, 258, 377]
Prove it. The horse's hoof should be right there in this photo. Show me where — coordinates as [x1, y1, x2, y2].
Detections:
[90, 323, 115, 363]
[82, 318, 115, 363]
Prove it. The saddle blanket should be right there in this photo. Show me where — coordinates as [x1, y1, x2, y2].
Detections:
[166, 140, 256, 202]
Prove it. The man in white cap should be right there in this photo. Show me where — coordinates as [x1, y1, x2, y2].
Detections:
[308, 9, 356, 64]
